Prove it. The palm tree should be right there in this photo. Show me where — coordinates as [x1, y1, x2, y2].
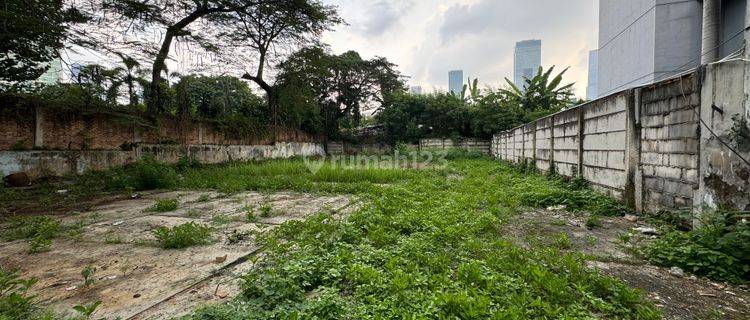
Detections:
[500, 66, 575, 112]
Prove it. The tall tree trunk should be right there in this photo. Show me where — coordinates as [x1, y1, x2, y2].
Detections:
[146, 9, 209, 114]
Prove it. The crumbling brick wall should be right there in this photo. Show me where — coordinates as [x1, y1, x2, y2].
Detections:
[0, 108, 317, 151]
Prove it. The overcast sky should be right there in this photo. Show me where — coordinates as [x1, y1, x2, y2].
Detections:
[322, 0, 599, 98]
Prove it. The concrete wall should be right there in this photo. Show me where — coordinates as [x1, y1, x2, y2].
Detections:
[325, 141, 392, 155]
[697, 60, 750, 211]
[419, 138, 491, 154]
[493, 61, 750, 213]
[0, 142, 325, 180]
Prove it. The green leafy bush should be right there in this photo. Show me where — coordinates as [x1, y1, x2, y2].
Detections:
[586, 215, 603, 230]
[79, 157, 179, 192]
[153, 222, 212, 249]
[147, 198, 179, 212]
[0, 268, 43, 320]
[642, 212, 750, 283]
[4, 216, 60, 241]
[519, 186, 628, 216]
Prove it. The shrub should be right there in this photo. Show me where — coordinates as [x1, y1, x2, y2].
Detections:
[641, 211, 750, 283]
[519, 188, 628, 216]
[153, 222, 212, 249]
[586, 215, 603, 230]
[0, 267, 40, 320]
[147, 198, 179, 212]
[4, 216, 60, 241]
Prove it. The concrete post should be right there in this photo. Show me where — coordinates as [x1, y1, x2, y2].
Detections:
[701, 0, 721, 64]
[34, 105, 44, 148]
[576, 107, 585, 176]
[625, 89, 643, 211]
[549, 115, 555, 171]
[531, 122, 537, 165]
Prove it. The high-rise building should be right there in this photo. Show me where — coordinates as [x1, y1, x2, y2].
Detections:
[448, 70, 463, 95]
[597, 0, 747, 97]
[36, 58, 63, 85]
[513, 40, 542, 88]
[410, 86, 423, 95]
[586, 50, 598, 100]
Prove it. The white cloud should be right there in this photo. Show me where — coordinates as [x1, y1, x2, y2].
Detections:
[322, 0, 599, 97]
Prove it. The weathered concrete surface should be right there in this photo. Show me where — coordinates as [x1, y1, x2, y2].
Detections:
[0, 191, 356, 319]
[697, 60, 750, 211]
[0, 142, 325, 180]
[419, 138, 491, 154]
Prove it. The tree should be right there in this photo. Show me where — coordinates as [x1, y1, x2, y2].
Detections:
[103, 54, 147, 106]
[500, 66, 576, 113]
[173, 75, 265, 119]
[0, 0, 86, 85]
[223, 0, 341, 123]
[274, 46, 404, 138]
[102, 0, 269, 113]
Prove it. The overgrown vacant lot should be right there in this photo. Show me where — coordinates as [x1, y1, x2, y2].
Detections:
[2, 155, 748, 319]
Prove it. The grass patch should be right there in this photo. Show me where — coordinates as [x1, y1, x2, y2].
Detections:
[586, 215, 603, 230]
[184, 158, 659, 319]
[153, 222, 212, 249]
[147, 198, 179, 212]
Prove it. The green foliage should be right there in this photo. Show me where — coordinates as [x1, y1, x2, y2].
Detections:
[501, 66, 576, 113]
[154, 222, 212, 249]
[9, 140, 27, 151]
[641, 211, 750, 283]
[78, 157, 179, 192]
[183, 157, 659, 319]
[377, 66, 579, 144]
[0, 267, 41, 320]
[586, 215, 603, 230]
[27, 236, 52, 254]
[0, 0, 86, 84]
[258, 204, 273, 218]
[516, 172, 628, 216]
[569, 176, 590, 190]
[147, 198, 179, 212]
[72, 301, 101, 320]
[4, 216, 61, 241]
[275, 46, 405, 138]
[81, 265, 96, 288]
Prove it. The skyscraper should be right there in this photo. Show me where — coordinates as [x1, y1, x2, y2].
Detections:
[448, 70, 463, 95]
[513, 40, 542, 89]
[586, 50, 599, 100]
[410, 86, 423, 95]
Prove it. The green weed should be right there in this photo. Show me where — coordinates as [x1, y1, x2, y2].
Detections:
[153, 222, 212, 249]
[258, 204, 273, 218]
[0, 267, 44, 320]
[147, 198, 178, 212]
[586, 215, 603, 230]
[81, 264, 96, 288]
[185, 158, 659, 319]
[640, 211, 750, 284]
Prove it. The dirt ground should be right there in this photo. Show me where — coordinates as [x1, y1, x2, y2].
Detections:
[0, 191, 358, 319]
[503, 208, 750, 320]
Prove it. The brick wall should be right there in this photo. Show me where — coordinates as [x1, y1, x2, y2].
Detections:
[0, 109, 34, 150]
[0, 107, 317, 151]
